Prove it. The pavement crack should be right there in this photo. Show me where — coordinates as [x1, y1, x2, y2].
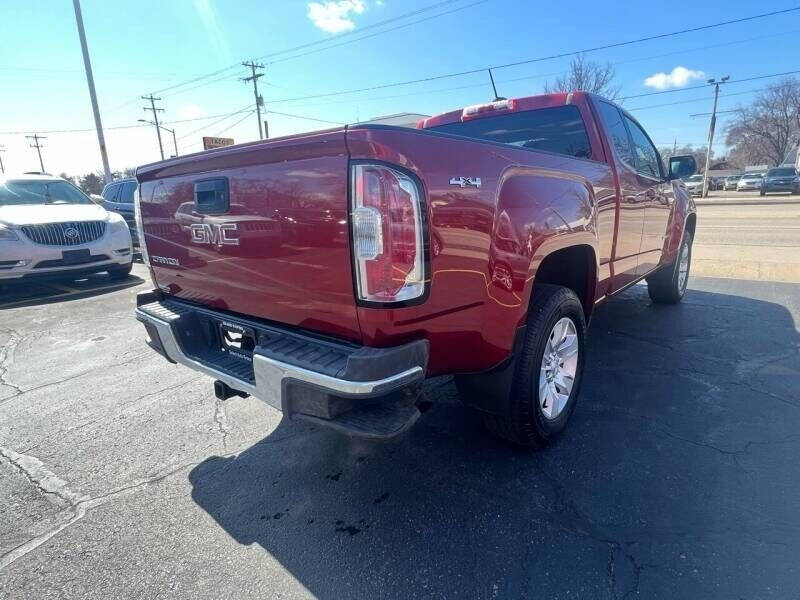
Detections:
[213, 397, 232, 449]
[0, 329, 24, 397]
[0, 352, 153, 408]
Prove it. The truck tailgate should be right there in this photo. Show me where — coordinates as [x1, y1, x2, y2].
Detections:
[136, 130, 362, 342]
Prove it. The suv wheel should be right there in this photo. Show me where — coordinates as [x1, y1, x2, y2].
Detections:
[482, 284, 586, 448]
[646, 231, 692, 304]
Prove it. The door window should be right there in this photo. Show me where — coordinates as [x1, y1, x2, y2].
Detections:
[119, 181, 137, 204]
[623, 116, 662, 179]
[102, 183, 119, 201]
[595, 101, 635, 167]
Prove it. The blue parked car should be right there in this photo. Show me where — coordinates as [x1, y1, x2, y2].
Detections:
[100, 178, 139, 246]
[760, 167, 799, 196]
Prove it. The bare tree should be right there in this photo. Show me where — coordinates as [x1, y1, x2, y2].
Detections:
[544, 54, 621, 101]
[659, 144, 712, 171]
[725, 78, 800, 167]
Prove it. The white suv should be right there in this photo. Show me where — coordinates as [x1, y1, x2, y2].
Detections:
[0, 174, 133, 283]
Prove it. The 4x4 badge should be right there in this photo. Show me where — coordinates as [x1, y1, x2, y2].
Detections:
[449, 176, 482, 188]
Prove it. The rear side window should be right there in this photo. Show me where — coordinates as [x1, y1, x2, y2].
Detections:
[428, 105, 593, 159]
[595, 101, 635, 167]
[119, 181, 137, 203]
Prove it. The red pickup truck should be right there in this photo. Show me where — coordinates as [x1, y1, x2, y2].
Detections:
[134, 92, 697, 447]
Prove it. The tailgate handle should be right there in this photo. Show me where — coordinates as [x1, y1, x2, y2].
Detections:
[194, 178, 229, 214]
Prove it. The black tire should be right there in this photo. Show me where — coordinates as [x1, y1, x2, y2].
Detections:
[646, 231, 692, 304]
[760, 189, 766, 196]
[482, 284, 586, 448]
[107, 263, 132, 281]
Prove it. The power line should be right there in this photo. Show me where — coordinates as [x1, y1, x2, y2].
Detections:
[177, 105, 254, 141]
[0, 109, 264, 135]
[266, 110, 344, 125]
[262, 0, 488, 67]
[144, 0, 477, 99]
[257, 0, 464, 62]
[213, 111, 255, 137]
[263, 7, 800, 105]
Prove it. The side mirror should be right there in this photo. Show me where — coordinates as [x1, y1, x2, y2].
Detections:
[668, 155, 697, 180]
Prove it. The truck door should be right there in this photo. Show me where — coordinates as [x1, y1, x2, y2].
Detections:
[594, 101, 645, 292]
[622, 115, 672, 276]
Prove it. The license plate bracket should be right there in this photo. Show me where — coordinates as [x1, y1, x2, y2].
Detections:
[62, 249, 91, 265]
[218, 320, 256, 360]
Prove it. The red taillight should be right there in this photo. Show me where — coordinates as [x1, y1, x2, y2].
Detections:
[351, 163, 425, 303]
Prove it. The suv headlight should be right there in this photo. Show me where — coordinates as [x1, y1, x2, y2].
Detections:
[0, 224, 19, 241]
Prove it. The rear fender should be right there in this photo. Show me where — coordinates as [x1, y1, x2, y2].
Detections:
[490, 166, 599, 329]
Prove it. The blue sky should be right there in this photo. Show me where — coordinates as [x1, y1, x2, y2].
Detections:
[1, 0, 799, 175]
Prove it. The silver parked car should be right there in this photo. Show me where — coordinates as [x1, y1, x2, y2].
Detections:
[0, 174, 133, 283]
[736, 172, 765, 191]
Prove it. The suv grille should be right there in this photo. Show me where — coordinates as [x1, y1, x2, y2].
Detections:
[20, 221, 106, 246]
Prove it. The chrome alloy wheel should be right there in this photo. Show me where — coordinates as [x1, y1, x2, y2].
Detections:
[678, 240, 690, 291]
[539, 317, 579, 420]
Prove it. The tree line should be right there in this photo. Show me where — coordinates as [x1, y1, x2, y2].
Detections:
[60, 167, 136, 196]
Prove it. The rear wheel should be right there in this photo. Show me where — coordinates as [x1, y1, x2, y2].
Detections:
[108, 263, 132, 281]
[646, 231, 692, 304]
[482, 284, 586, 448]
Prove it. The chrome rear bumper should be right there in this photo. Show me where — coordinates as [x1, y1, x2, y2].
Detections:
[135, 294, 428, 435]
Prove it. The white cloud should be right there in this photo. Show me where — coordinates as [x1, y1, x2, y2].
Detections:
[177, 103, 207, 120]
[307, 0, 365, 33]
[644, 66, 705, 90]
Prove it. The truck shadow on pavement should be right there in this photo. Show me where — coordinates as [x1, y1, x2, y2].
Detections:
[189, 282, 800, 599]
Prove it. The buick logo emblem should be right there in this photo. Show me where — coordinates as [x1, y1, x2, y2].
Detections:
[64, 227, 79, 239]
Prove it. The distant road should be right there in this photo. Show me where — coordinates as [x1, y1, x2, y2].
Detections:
[693, 202, 800, 282]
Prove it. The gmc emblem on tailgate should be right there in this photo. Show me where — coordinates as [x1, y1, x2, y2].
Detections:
[190, 223, 239, 246]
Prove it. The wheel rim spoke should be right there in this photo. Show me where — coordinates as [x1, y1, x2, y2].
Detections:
[538, 317, 580, 420]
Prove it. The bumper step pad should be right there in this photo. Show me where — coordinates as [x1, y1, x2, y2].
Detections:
[295, 401, 421, 440]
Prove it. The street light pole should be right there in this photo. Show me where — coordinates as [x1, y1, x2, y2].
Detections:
[72, 0, 112, 184]
[701, 76, 729, 198]
[139, 120, 178, 157]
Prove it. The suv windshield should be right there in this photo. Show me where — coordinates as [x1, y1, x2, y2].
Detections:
[0, 180, 93, 206]
[767, 167, 796, 177]
[685, 175, 703, 182]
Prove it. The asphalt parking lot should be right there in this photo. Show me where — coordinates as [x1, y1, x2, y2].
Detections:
[1, 262, 799, 599]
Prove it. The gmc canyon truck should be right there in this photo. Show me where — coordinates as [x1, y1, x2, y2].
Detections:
[134, 92, 697, 447]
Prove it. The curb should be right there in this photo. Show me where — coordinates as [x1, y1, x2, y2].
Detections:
[695, 198, 800, 206]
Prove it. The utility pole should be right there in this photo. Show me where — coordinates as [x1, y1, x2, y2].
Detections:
[0, 146, 5, 175]
[701, 76, 730, 198]
[26, 135, 47, 172]
[673, 138, 677, 155]
[142, 95, 165, 160]
[242, 61, 265, 140]
[73, 0, 112, 184]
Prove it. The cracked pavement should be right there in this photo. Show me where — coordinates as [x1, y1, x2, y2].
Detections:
[1, 264, 799, 598]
